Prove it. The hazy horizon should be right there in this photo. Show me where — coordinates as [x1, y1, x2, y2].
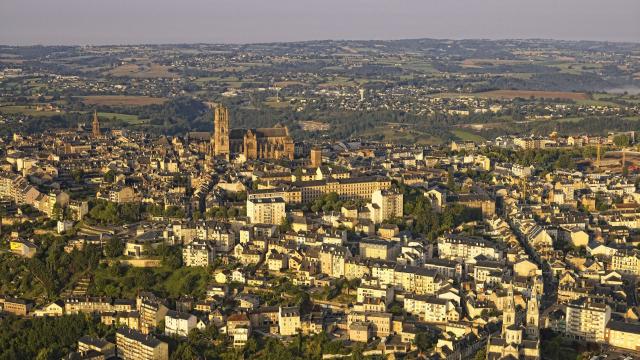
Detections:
[1, 0, 639, 46]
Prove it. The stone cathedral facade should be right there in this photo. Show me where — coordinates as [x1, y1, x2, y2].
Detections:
[211, 104, 294, 161]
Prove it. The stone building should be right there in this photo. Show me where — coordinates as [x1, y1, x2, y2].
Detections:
[211, 104, 294, 160]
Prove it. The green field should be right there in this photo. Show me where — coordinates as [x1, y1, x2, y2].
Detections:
[362, 126, 443, 145]
[452, 129, 485, 142]
[97, 112, 142, 124]
[263, 97, 290, 109]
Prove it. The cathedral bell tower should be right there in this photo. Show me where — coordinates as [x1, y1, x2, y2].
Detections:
[212, 104, 230, 158]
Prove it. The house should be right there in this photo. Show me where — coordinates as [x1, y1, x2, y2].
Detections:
[9, 238, 37, 258]
[206, 284, 229, 299]
[164, 310, 197, 337]
[349, 321, 372, 342]
[279, 306, 301, 336]
[266, 252, 288, 271]
[182, 240, 215, 267]
[226, 313, 252, 347]
[33, 300, 64, 317]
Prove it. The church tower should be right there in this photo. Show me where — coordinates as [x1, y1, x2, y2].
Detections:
[310, 147, 322, 168]
[503, 287, 516, 334]
[213, 104, 230, 158]
[526, 287, 540, 340]
[92, 110, 101, 137]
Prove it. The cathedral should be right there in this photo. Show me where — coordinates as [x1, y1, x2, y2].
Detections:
[486, 286, 540, 360]
[211, 104, 294, 161]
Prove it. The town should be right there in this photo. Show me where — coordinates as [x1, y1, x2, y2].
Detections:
[0, 93, 638, 360]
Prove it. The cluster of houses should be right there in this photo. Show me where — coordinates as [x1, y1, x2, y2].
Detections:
[0, 122, 638, 360]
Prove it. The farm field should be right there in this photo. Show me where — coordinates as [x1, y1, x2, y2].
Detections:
[475, 90, 590, 100]
[106, 63, 177, 78]
[0, 105, 63, 117]
[97, 112, 142, 124]
[451, 129, 486, 142]
[80, 95, 167, 106]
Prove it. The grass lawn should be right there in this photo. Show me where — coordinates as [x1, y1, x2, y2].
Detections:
[452, 129, 485, 142]
[194, 76, 221, 84]
[263, 97, 290, 109]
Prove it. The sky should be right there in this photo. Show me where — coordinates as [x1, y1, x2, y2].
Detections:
[1, 0, 639, 45]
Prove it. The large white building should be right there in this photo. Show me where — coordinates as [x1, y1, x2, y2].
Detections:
[437, 235, 502, 262]
[164, 310, 197, 337]
[247, 197, 286, 225]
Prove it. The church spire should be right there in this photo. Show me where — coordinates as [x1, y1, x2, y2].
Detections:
[502, 286, 516, 334]
[92, 110, 101, 137]
[526, 287, 540, 340]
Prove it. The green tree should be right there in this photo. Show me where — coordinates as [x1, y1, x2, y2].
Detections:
[103, 170, 116, 183]
[613, 134, 630, 147]
[104, 237, 124, 258]
[474, 347, 487, 360]
[414, 331, 437, 354]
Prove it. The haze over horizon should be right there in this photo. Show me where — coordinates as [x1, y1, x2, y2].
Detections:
[1, 0, 639, 46]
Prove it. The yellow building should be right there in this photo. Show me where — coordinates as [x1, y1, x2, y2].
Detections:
[278, 306, 301, 336]
[295, 176, 392, 203]
[10, 239, 37, 258]
[347, 311, 392, 338]
[606, 321, 640, 351]
[611, 251, 640, 276]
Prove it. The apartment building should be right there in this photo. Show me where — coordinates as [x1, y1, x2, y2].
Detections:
[437, 235, 502, 262]
[247, 197, 286, 225]
[565, 298, 611, 343]
[182, 240, 215, 267]
[369, 188, 403, 223]
[116, 328, 168, 360]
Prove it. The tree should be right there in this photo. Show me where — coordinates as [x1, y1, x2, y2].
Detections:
[613, 134, 630, 147]
[447, 167, 456, 190]
[414, 331, 437, 354]
[171, 343, 200, 360]
[51, 203, 63, 221]
[104, 237, 124, 258]
[103, 170, 116, 183]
